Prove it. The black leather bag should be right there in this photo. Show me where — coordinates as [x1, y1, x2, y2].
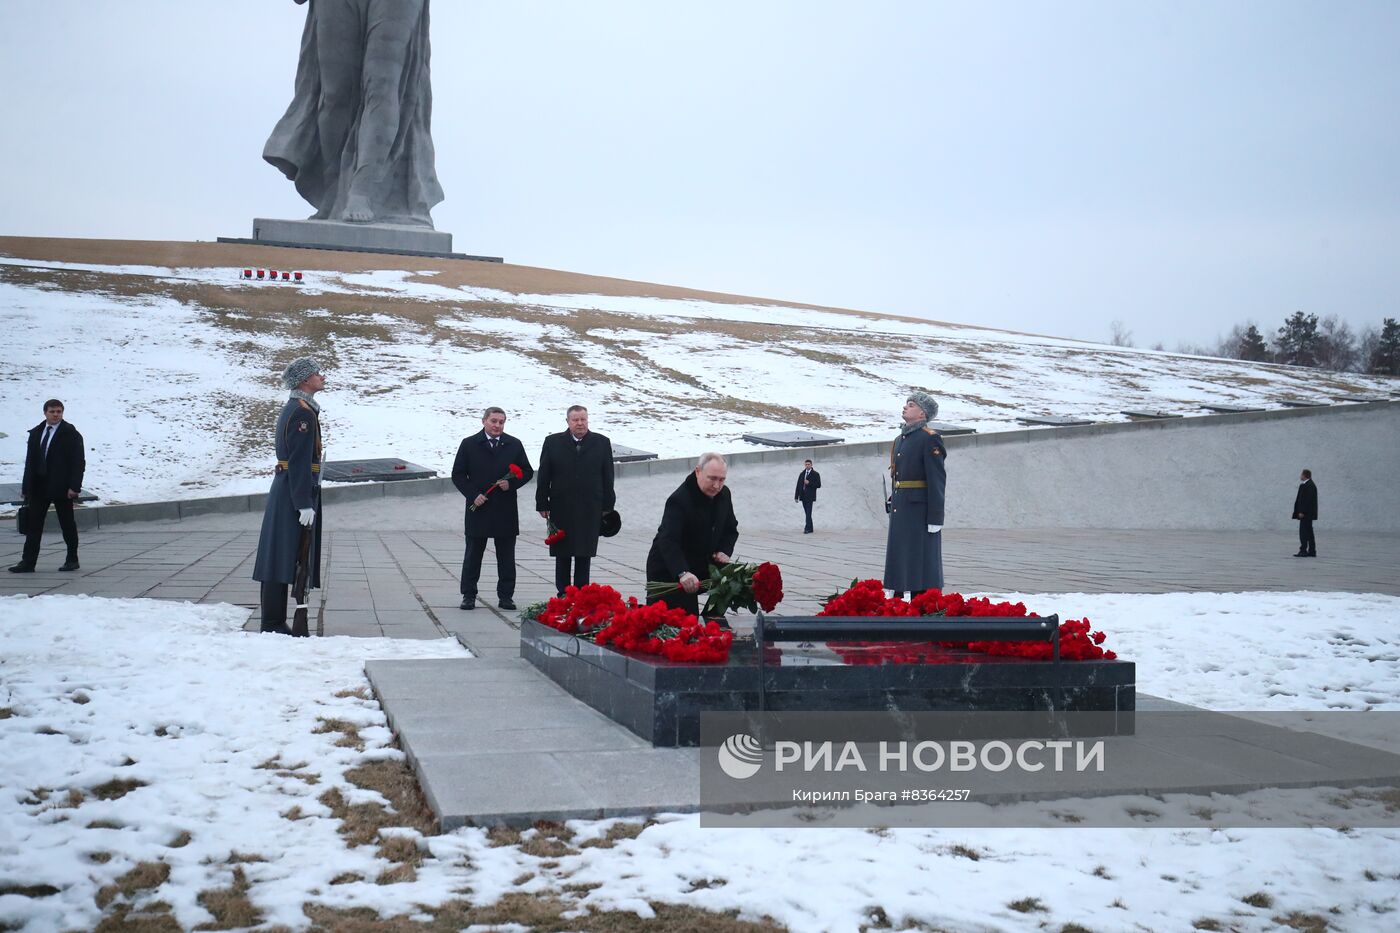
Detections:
[15, 505, 29, 536]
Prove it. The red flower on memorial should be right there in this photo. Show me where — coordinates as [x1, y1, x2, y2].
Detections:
[530, 584, 734, 662]
[817, 579, 1118, 662]
[751, 562, 784, 612]
[469, 463, 526, 512]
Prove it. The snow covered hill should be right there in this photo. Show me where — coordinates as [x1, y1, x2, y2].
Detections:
[3, 237, 1395, 504]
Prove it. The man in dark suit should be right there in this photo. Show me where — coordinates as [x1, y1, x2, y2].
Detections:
[1293, 468, 1318, 557]
[794, 458, 822, 534]
[452, 406, 534, 610]
[646, 452, 739, 617]
[535, 405, 615, 597]
[11, 399, 85, 573]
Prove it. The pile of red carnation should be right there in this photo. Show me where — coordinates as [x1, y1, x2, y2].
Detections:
[818, 579, 1117, 661]
[534, 584, 734, 663]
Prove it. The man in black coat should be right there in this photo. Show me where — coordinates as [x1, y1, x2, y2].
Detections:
[535, 405, 615, 596]
[452, 406, 534, 610]
[646, 453, 740, 617]
[11, 399, 85, 573]
[1293, 468, 1318, 557]
[794, 458, 822, 534]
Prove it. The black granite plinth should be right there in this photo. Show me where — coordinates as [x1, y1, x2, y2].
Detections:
[611, 444, 659, 462]
[1201, 403, 1265, 414]
[1016, 415, 1096, 426]
[320, 458, 437, 483]
[521, 620, 1135, 747]
[1121, 410, 1183, 420]
[741, 431, 844, 447]
[1, 482, 97, 505]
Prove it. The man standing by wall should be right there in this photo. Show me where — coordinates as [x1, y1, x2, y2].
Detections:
[536, 405, 615, 597]
[883, 391, 947, 598]
[452, 406, 534, 611]
[794, 457, 822, 534]
[647, 452, 739, 617]
[252, 358, 326, 635]
[1293, 468, 1318, 558]
[10, 399, 85, 573]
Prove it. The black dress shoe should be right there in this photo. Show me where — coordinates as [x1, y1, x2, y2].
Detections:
[1293, 551, 1308, 557]
[8, 563, 35, 573]
[459, 597, 476, 610]
[59, 559, 80, 572]
[498, 597, 517, 611]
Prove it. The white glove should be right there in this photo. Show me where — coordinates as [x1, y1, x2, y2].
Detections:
[927, 524, 941, 534]
[298, 508, 316, 527]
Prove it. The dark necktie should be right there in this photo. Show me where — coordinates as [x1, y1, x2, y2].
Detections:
[42, 425, 55, 460]
[489, 438, 499, 450]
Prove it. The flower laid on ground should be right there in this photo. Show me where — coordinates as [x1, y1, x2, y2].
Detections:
[528, 584, 734, 662]
[818, 579, 1117, 661]
[543, 518, 566, 546]
[469, 463, 525, 511]
[645, 561, 785, 617]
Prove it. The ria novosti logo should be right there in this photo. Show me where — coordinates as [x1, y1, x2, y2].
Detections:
[717, 733, 764, 780]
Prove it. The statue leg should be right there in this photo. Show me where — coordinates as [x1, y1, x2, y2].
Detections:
[313, 0, 369, 221]
[344, 0, 425, 222]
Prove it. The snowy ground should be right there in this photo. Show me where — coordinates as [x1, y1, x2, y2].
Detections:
[4, 256, 1395, 505]
[3, 591, 1398, 931]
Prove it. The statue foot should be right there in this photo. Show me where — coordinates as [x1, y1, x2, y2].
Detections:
[344, 194, 374, 224]
[308, 207, 331, 220]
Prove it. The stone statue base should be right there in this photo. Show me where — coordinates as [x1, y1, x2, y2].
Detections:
[217, 219, 501, 262]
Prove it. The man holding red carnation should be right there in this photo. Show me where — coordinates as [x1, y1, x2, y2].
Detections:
[452, 406, 534, 611]
[645, 452, 740, 617]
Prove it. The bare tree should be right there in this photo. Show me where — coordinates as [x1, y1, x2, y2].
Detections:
[1314, 314, 1359, 372]
[1109, 320, 1135, 347]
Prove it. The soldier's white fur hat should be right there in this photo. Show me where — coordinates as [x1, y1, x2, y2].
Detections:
[906, 390, 939, 421]
[281, 357, 322, 390]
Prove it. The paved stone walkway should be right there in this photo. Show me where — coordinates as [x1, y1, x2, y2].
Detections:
[6, 496, 1398, 654]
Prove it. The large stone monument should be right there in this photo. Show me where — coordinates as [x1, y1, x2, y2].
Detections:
[247, 0, 458, 257]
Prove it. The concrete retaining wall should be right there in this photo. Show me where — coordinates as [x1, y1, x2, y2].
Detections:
[20, 402, 1399, 534]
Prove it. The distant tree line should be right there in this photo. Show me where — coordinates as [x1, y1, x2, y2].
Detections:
[1111, 314, 1400, 375]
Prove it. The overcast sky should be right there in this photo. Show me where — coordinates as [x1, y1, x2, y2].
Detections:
[3, 1, 1397, 349]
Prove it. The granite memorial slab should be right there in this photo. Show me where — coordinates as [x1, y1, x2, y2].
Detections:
[1016, 415, 1096, 427]
[1201, 403, 1265, 413]
[740, 431, 844, 447]
[611, 444, 659, 462]
[1, 482, 98, 505]
[320, 458, 437, 483]
[1121, 410, 1184, 420]
[521, 618, 1134, 747]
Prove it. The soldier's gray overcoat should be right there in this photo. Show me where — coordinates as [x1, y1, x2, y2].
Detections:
[252, 397, 323, 587]
[882, 422, 947, 593]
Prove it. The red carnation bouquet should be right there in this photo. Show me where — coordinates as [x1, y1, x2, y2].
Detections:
[646, 560, 784, 617]
[818, 579, 1117, 661]
[469, 463, 525, 511]
[544, 518, 566, 546]
[526, 583, 734, 663]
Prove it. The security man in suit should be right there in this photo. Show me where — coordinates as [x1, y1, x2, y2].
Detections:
[10, 398, 85, 573]
[1293, 468, 1318, 557]
[252, 358, 325, 635]
[883, 391, 948, 597]
[452, 406, 534, 611]
[794, 458, 822, 534]
[536, 405, 615, 597]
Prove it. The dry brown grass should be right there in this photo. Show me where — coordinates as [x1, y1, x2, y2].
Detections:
[92, 778, 147, 801]
[195, 866, 263, 930]
[345, 758, 438, 836]
[93, 902, 183, 933]
[579, 820, 650, 849]
[300, 893, 786, 932]
[335, 687, 372, 700]
[1272, 913, 1331, 932]
[0, 707, 13, 719]
[313, 717, 366, 751]
[95, 861, 171, 909]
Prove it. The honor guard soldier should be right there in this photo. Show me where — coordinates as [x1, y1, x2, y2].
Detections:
[883, 390, 948, 597]
[252, 357, 326, 635]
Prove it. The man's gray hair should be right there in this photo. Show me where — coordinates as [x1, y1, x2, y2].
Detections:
[697, 451, 727, 471]
[483, 406, 505, 419]
[907, 390, 939, 421]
